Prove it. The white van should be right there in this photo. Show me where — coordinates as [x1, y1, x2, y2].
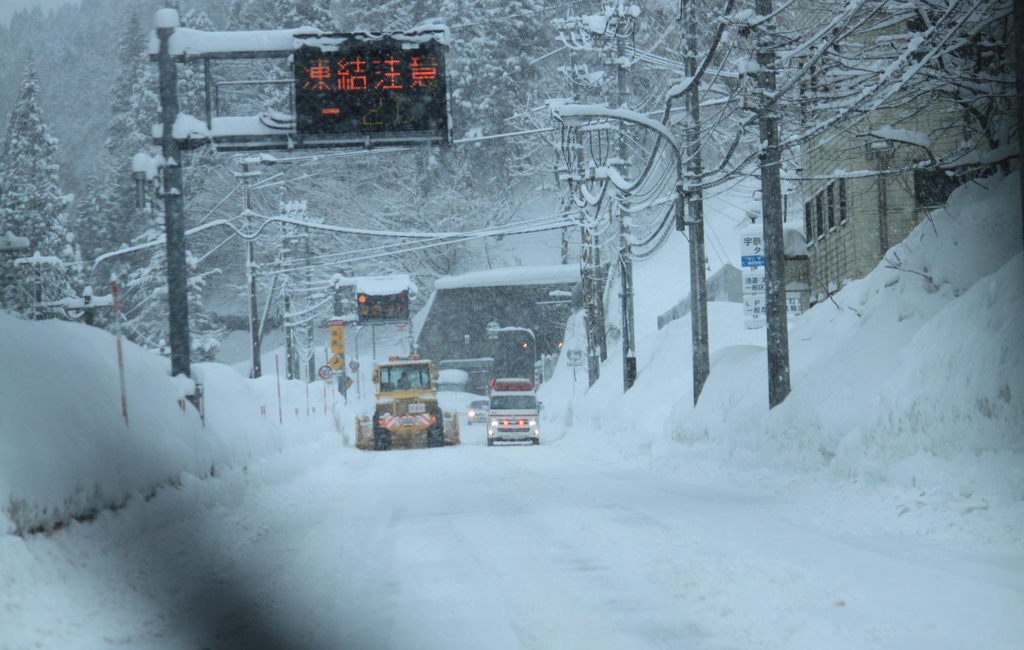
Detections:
[486, 378, 541, 446]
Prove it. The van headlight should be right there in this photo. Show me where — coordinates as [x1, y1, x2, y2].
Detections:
[528, 419, 537, 426]
[468, 410, 475, 417]
[490, 419, 498, 426]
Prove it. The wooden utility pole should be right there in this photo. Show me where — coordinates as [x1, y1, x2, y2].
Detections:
[616, 23, 637, 392]
[305, 226, 316, 383]
[755, 0, 791, 408]
[284, 289, 295, 380]
[1015, 0, 1024, 246]
[242, 162, 262, 379]
[683, 0, 710, 402]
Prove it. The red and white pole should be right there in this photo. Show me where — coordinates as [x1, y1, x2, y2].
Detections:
[112, 281, 128, 426]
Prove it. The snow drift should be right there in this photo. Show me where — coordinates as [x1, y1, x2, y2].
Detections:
[543, 171, 1023, 506]
[0, 315, 337, 535]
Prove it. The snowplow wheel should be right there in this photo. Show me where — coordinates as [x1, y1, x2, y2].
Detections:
[426, 408, 444, 448]
[372, 412, 392, 451]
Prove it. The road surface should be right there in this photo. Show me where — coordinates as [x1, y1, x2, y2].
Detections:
[5, 423, 1022, 650]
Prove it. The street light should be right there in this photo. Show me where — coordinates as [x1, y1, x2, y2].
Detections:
[554, 104, 710, 404]
[486, 321, 540, 384]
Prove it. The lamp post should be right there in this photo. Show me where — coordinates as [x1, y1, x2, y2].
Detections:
[486, 321, 540, 384]
[554, 104, 710, 404]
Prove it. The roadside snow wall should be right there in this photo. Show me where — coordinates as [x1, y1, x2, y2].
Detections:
[0, 317, 336, 535]
[543, 171, 1023, 504]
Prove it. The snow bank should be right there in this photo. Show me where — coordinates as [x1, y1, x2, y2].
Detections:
[544, 172, 1023, 509]
[0, 315, 341, 535]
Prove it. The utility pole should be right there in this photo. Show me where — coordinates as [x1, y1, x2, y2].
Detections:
[1017, 0, 1024, 246]
[284, 288, 294, 380]
[616, 24, 637, 392]
[305, 226, 316, 383]
[241, 161, 262, 379]
[683, 0, 710, 402]
[156, 9, 191, 378]
[579, 155, 607, 384]
[755, 0, 791, 408]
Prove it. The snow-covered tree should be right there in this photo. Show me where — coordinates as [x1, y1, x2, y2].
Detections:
[121, 243, 226, 361]
[229, 0, 334, 31]
[0, 58, 75, 316]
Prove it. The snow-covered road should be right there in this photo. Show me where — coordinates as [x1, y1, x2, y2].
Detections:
[4, 424, 1022, 650]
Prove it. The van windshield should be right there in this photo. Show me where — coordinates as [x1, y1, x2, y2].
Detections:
[489, 395, 537, 410]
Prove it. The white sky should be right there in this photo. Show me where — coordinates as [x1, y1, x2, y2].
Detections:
[1, 0, 79, 27]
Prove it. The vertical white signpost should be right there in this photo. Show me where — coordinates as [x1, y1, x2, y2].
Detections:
[742, 224, 803, 329]
[741, 227, 767, 330]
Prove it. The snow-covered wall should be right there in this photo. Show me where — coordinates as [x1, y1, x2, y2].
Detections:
[0, 316, 337, 535]
[542, 172, 1024, 505]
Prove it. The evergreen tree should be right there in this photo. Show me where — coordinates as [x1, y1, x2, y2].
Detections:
[0, 57, 75, 316]
[229, 0, 335, 31]
[121, 244, 225, 362]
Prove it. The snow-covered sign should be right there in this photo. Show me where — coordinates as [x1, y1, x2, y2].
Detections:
[787, 293, 803, 316]
[740, 230, 765, 268]
[354, 274, 415, 296]
[147, 10, 450, 151]
[352, 275, 414, 324]
[742, 270, 765, 295]
[294, 34, 448, 142]
[743, 294, 766, 330]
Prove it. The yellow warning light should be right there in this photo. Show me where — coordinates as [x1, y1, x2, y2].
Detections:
[523, 342, 529, 348]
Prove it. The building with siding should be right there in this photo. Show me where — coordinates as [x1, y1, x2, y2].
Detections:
[793, 2, 988, 304]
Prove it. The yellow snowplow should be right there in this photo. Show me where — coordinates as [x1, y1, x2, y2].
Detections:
[354, 356, 460, 450]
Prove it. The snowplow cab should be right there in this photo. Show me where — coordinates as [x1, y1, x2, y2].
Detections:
[354, 356, 460, 450]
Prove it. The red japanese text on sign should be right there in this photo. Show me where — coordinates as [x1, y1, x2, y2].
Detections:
[303, 59, 333, 91]
[372, 57, 403, 90]
[337, 57, 368, 90]
[410, 56, 438, 87]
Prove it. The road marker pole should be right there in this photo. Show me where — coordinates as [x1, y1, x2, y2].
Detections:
[275, 355, 282, 424]
[112, 281, 128, 426]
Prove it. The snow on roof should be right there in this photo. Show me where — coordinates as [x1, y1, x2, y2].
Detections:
[331, 274, 417, 296]
[148, 25, 448, 60]
[152, 113, 295, 141]
[870, 125, 932, 150]
[438, 368, 469, 383]
[434, 265, 580, 290]
[148, 27, 321, 58]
